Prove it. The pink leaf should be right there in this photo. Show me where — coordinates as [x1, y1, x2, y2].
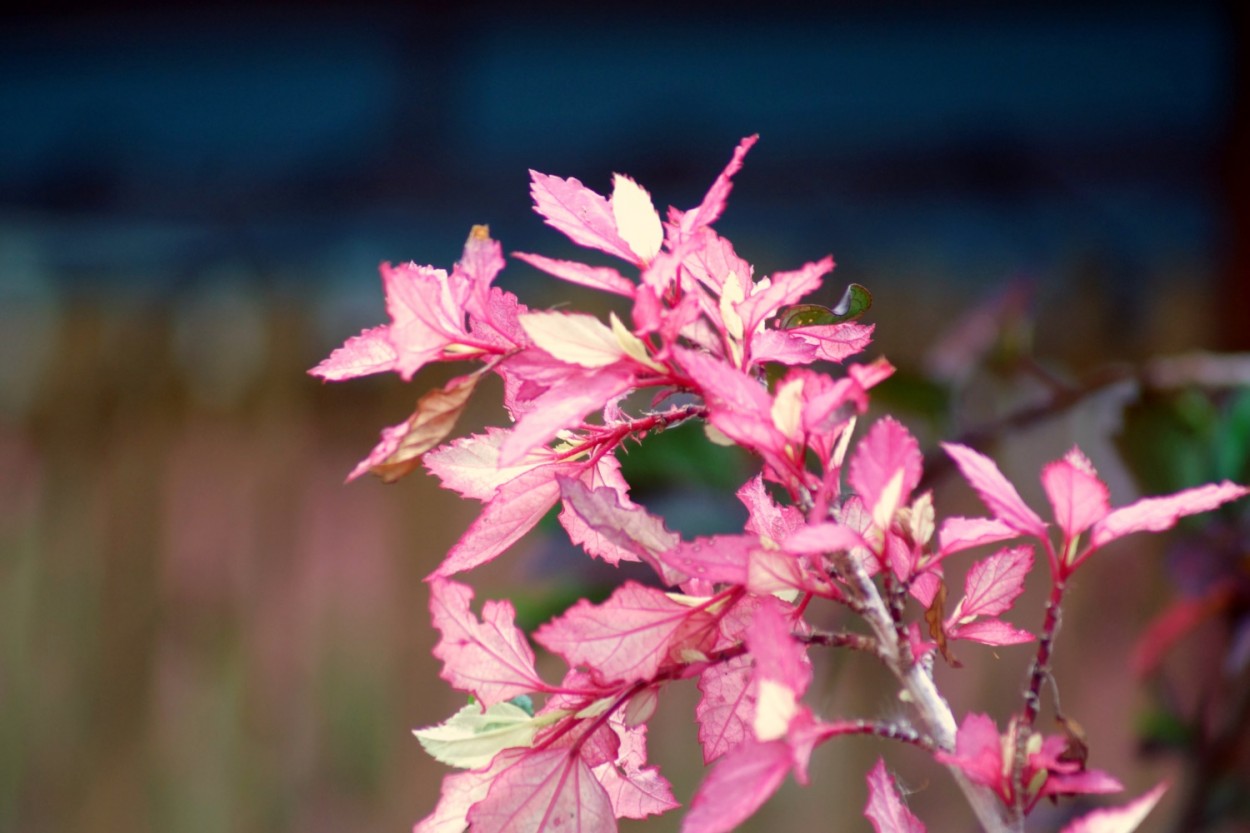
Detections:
[695, 654, 755, 764]
[934, 713, 1003, 790]
[513, 252, 636, 298]
[382, 261, 474, 381]
[1041, 447, 1111, 539]
[782, 522, 870, 557]
[590, 721, 679, 820]
[534, 582, 719, 685]
[428, 578, 548, 707]
[467, 748, 615, 833]
[529, 170, 638, 265]
[751, 322, 875, 366]
[500, 367, 635, 465]
[949, 546, 1033, 621]
[424, 428, 554, 501]
[1090, 481, 1249, 550]
[671, 135, 758, 237]
[738, 474, 804, 543]
[849, 417, 923, 524]
[864, 758, 926, 833]
[431, 463, 572, 578]
[557, 477, 682, 581]
[557, 459, 641, 566]
[674, 347, 773, 416]
[949, 618, 1034, 646]
[746, 598, 811, 741]
[735, 257, 833, 337]
[1060, 783, 1168, 833]
[747, 597, 810, 698]
[310, 324, 396, 381]
[681, 738, 791, 833]
[658, 534, 755, 585]
[942, 443, 1048, 538]
[937, 516, 1019, 557]
[415, 748, 524, 833]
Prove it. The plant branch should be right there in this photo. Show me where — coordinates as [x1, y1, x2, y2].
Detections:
[845, 559, 1019, 833]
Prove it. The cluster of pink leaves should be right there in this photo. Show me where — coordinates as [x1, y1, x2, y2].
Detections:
[312, 138, 1248, 832]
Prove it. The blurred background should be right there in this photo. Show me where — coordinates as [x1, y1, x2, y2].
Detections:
[2, 1, 1248, 831]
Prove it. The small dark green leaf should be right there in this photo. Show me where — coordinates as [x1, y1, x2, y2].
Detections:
[776, 304, 838, 329]
[775, 283, 873, 329]
[830, 282, 873, 321]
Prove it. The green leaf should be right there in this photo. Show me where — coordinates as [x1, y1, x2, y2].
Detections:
[830, 282, 873, 321]
[414, 701, 562, 769]
[775, 283, 872, 330]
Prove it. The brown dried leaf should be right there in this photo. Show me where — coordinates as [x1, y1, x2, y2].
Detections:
[370, 370, 484, 483]
[924, 579, 962, 668]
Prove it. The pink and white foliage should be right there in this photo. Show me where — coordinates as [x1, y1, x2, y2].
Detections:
[694, 653, 755, 764]
[308, 138, 1248, 833]
[945, 442, 1249, 576]
[937, 713, 1123, 813]
[944, 546, 1035, 646]
[465, 748, 615, 833]
[590, 719, 680, 820]
[849, 416, 924, 527]
[534, 582, 724, 685]
[864, 758, 926, 833]
[428, 578, 549, 708]
[942, 443, 1049, 540]
[432, 462, 581, 578]
[680, 737, 793, 833]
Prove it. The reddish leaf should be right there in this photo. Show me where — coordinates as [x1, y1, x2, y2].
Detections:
[428, 578, 548, 707]
[1131, 581, 1235, 676]
[349, 369, 483, 483]
[747, 598, 811, 740]
[942, 443, 1047, 538]
[864, 758, 926, 833]
[534, 582, 719, 685]
[467, 748, 615, 833]
[738, 474, 804, 543]
[734, 257, 833, 338]
[934, 713, 1004, 790]
[747, 597, 810, 698]
[751, 321, 875, 366]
